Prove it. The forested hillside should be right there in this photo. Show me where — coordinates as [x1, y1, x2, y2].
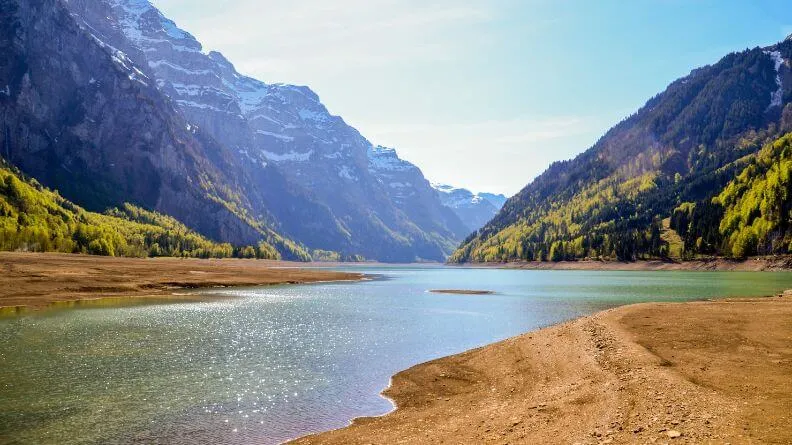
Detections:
[0, 160, 281, 259]
[452, 37, 792, 263]
[671, 133, 792, 258]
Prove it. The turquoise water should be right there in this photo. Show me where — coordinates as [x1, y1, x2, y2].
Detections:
[2, 267, 792, 444]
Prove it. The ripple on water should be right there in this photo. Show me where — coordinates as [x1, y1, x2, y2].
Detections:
[1, 269, 792, 444]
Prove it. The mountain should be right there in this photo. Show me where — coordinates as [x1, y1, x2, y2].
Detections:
[452, 36, 792, 263]
[433, 184, 506, 232]
[59, 0, 465, 262]
[0, 0, 314, 261]
[478, 192, 508, 209]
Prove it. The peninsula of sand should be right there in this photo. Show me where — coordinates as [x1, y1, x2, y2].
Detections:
[0, 252, 363, 311]
[294, 291, 792, 444]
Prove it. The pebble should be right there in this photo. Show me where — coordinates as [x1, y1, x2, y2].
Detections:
[666, 430, 682, 438]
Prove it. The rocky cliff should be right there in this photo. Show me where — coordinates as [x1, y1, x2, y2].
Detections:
[0, 0, 276, 248]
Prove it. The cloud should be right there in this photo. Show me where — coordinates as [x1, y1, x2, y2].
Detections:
[153, 0, 497, 80]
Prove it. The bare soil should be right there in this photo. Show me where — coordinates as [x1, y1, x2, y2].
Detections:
[429, 289, 495, 295]
[294, 291, 792, 444]
[0, 252, 362, 310]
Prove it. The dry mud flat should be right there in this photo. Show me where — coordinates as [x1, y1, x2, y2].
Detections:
[295, 292, 792, 444]
[0, 252, 362, 310]
[429, 289, 495, 295]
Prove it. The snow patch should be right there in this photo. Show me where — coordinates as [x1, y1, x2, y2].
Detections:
[148, 60, 213, 76]
[261, 150, 312, 162]
[109, 48, 149, 85]
[169, 83, 230, 100]
[248, 113, 286, 127]
[109, 0, 198, 51]
[432, 183, 502, 209]
[170, 83, 202, 96]
[432, 183, 456, 194]
[139, 39, 199, 53]
[235, 79, 271, 114]
[128, 72, 148, 86]
[175, 100, 230, 113]
[298, 109, 329, 123]
[110, 49, 133, 70]
[161, 17, 188, 40]
[368, 145, 413, 172]
[88, 33, 107, 49]
[255, 130, 295, 142]
[765, 50, 785, 109]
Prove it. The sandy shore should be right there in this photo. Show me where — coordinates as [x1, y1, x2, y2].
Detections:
[459, 256, 792, 271]
[0, 252, 363, 310]
[429, 289, 495, 295]
[294, 291, 792, 444]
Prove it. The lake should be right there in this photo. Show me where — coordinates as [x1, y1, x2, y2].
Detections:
[2, 267, 792, 444]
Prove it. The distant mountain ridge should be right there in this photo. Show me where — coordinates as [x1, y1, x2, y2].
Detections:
[0, 0, 467, 262]
[453, 36, 792, 263]
[478, 192, 508, 209]
[433, 184, 507, 232]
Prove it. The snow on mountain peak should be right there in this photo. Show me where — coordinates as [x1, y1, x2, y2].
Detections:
[479, 192, 508, 209]
[207, 51, 234, 69]
[431, 184, 507, 210]
[432, 183, 456, 194]
[432, 184, 478, 208]
[367, 145, 415, 173]
[109, 0, 198, 52]
[431, 184, 506, 232]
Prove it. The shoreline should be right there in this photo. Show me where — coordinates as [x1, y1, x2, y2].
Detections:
[0, 252, 364, 311]
[292, 290, 792, 444]
[454, 255, 792, 271]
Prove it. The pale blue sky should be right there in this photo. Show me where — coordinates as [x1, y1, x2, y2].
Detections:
[152, 0, 791, 195]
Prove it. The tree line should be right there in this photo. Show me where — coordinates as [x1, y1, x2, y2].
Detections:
[0, 161, 282, 259]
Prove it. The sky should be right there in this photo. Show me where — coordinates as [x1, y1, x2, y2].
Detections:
[151, 0, 791, 196]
